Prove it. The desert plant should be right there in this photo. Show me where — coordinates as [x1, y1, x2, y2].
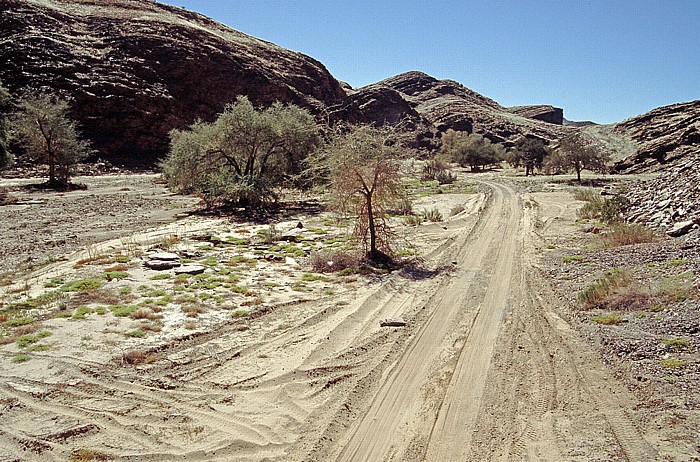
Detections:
[422, 208, 443, 222]
[11, 92, 93, 187]
[162, 96, 320, 209]
[438, 130, 505, 172]
[322, 124, 404, 260]
[662, 338, 690, 353]
[404, 214, 424, 226]
[578, 268, 632, 308]
[659, 358, 686, 369]
[591, 313, 624, 325]
[507, 137, 551, 176]
[557, 131, 611, 182]
[309, 250, 361, 273]
[601, 223, 656, 247]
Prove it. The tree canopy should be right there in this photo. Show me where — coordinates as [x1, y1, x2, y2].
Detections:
[506, 137, 551, 176]
[161, 96, 320, 209]
[556, 131, 611, 182]
[438, 129, 504, 171]
[11, 92, 93, 186]
[321, 124, 405, 260]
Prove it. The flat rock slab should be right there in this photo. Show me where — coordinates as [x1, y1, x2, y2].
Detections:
[144, 260, 181, 270]
[380, 318, 407, 327]
[148, 251, 180, 261]
[174, 264, 206, 275]
[667, 220, 697, 237]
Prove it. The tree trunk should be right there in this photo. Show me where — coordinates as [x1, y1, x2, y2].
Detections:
[366, 192, 378, 259]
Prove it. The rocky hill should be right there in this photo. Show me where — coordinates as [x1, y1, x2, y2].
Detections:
[342, 72, 570, 150]
[0, 0, 346, 163]
[613, 100, 700, 173]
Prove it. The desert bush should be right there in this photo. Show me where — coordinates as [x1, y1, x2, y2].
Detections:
[422, 208, 443, 222]
[122, 349, 159, 365]
[162, 96, 319, 209]
[404, 214, 423, 226]
[578, 268, 633, 308]
[591, 313, 624, 325]
[309, 250, 361, 273]
[600, 223, 656, 247]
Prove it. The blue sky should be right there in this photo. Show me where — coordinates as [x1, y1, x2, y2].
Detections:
[161, 0, 699, 124]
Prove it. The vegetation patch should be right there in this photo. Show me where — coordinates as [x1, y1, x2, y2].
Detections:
[590, 313, 624, 325]
[62, 279, 101, 292]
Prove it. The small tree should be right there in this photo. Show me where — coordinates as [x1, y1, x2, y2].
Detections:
[438, 129, 504, 171]
[558, 131, 611, 182]
[324, 125, 405, 261]
[0, 80, 12, 170]
[11, 92, 92, 186]
[507, 137, 551, 176]
[162, 96, 320, 209]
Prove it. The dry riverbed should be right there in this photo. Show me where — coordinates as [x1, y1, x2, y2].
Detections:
[0, 169, 698, 461]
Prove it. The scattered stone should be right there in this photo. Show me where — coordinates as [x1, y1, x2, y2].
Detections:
[667, 220, 696, 237]
[380, 318, 407, 327]
[148, 252, 179, 261]
[144, 260, 180, 270]
[174, 264, 206, 275]
[285, 257, 299, 266]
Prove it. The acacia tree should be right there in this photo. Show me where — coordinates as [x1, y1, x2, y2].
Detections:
[323, 125, 405, 261]
[506, 137, 551, 176]
[0, 80, 12, 170]
[162, 96, 320, 209]
[438, 129, 504, 171]
[11, 92, 92, 186]
[558, 131, 611, 182]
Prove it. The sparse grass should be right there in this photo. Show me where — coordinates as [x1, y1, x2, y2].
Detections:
[17, 330, 52, 348]
[62, 279, 101, 292]
[600, 223, 656, 247]
[662, 338, 690, 353]
[109, 304, 139, 317]
[11, 354, 31, 364]
[68, 449, 113, 461]
[149, 274, 172, 280]
[3, 316, 35, 327]
[125, 330, 146, 338]
[103, 271, 129, 281]
[404, 214, 423, 226]
[659, 358, 687, 369]
[230, 309, 249, 318]
[578, 268, 634, 309]
[591, 313, 624, 325]
[563, 255, 584, 263]
[422, 208, 443, 222]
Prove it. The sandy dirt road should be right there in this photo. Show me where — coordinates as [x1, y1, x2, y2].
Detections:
[0, 176, 668, 461]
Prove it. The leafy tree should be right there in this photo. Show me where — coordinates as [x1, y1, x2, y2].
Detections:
[11, 92, 93, 186]
[323, 124, 405, 261]
[557, 131, 611, 182]
[438, 129, 504, 171]
[162, 96, 320, 209]
[507, 137, 551, 176]
[0, 80, 14, 170]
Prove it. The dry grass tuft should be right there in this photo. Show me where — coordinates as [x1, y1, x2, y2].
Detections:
[600, 223, 657, 247]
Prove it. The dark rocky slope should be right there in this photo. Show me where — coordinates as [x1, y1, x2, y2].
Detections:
[1, 0, 346, 163]
[613, 100, 700, 174]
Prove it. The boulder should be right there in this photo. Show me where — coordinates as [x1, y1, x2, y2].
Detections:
[144, 260, 181, 270]
[667, 220, 697, 237]
[148, 252, 180, 261]
[174, 264, 206, 275]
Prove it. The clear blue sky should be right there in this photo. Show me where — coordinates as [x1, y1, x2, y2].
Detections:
[161, 0, 699, 124]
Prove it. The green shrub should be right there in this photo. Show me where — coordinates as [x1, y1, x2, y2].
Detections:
[578, 268, 632, 308]
[422, 208, 443, 222]
[591, 313, 624, 325]
[62, 279, 101, 292]
[659, 358, 686, 369]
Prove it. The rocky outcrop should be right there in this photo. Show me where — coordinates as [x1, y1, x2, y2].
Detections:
[613, 100, 700, 173]
[0, 0, 347, 164]
[346, 72, 570, 150]
[624, 150, 700, 235]
[509, 105, 564, 125]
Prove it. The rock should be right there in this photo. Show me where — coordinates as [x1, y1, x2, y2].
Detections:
[380, 318, 407, 327]
[0, 0, 347, 164]
[285, 257, 299, 266]
[667, 220, 696, 237]
[508, 105, 564, 125]
[144, 260, 181, 270]
[174, 264, 206, 275]
[148, 252, 179, 261]
[613, 100, 700, 174]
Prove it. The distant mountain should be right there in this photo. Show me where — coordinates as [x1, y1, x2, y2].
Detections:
[339, 72, 570, 151]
